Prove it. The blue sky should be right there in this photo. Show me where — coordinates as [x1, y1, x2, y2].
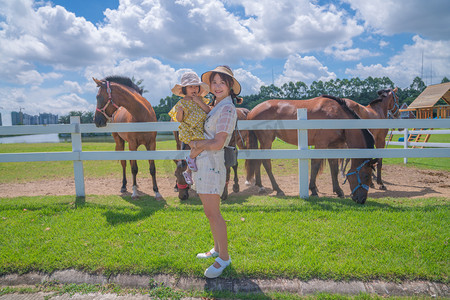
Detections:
[1, 0, 450, 125]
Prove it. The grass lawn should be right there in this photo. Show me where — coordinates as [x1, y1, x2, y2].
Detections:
[0, 194, 448, 283]
[0, 136, 449, 292]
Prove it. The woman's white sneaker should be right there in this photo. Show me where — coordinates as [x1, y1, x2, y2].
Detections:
[204, 257, 231, 278]
[196, 247, 219, 259]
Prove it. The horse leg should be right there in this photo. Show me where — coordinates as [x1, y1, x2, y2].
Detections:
[377, 158, 386, 190]
[328, 158, 344, 198]
[232, 163, 239, 193]
[112, 133, 127, 193]
[261, 158, 285, 196]
[340, 158, 350, 179]
[130, 159, 139, 199]
[221, 167, 230, 200]
[258, 134, 284, 196]
[146, 142, 162, 200]
[254, 159, 265, 194]
[309, 159, 321, 197]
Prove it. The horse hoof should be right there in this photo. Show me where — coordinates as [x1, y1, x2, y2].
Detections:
[277, 190, 285, 197]
[379, 185, 387, 190]
[233, 184, 240, 193]
[258, 187, 266, 194]
[155, 192, 163, 200]
[132, 194, 139, 199]
[370, 183, 375, 188]
[121, 188, 127, 193]
[336, 191, 345, 198]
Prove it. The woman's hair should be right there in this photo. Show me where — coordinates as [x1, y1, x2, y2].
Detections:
[209, 71, 243, 105]
[181, 85, 201, 96]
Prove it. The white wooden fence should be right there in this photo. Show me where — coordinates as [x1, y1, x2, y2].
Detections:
[1, 110, 449, 198]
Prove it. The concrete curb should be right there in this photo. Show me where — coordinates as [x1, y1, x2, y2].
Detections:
[0, 271, 448, 297]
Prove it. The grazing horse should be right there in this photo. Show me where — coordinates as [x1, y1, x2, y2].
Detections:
[93, 76, 162, 200]
[174, 107, 249, 201]
[246, 96, 377, 204]
[339, 88, 400, 190]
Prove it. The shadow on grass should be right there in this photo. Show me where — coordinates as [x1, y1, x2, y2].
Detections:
[102, 193, 168, 226]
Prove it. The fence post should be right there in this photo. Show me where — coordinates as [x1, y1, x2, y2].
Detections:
[70, 116, 85, 197]
[297, 109, 309, 199]
[403, 128, 409, 164]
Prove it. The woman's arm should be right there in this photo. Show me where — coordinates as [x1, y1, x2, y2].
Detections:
[189, 132, 228, 152]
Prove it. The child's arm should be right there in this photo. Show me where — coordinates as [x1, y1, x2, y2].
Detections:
[175, 105, 184, 122]
[192, 96, 211, 114]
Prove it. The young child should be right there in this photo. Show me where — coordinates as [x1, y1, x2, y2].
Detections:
[168, 72, 211, 184]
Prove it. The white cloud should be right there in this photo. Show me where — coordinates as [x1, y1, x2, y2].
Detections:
[379, 40, 389, 48]
[345, 36, 450, 87]
[344, 0, 450, 40]
[324, 46, 379, 61]
[276, 54, 336, 86]
[63, 81, 83, 94]
[233, 68, 265, 95]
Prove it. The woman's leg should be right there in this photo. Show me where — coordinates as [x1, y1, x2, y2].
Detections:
[199, 193, 229, 266]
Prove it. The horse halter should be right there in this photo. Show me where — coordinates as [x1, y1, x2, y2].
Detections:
[96, 81, 119, 121]
[387, 89, 400, 119]
[343, 159, 370, 195]
[177, 182, 189, 190]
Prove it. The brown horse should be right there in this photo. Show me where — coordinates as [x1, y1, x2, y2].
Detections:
[93, 76, 162, 200]
[340, 88, 400, 190]
[246, 96, 377, 204]
[174, 107, 249, 201]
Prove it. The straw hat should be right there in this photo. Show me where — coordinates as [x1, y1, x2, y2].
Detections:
[171, 72, 210, 97]
[201, 65, 241, 95]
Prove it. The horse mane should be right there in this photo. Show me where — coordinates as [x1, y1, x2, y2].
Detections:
[104, 75, 143, 95]
[321, 95, 375, 149]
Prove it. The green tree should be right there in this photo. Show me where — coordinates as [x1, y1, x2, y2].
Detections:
[58, 111, 93, 124]
[131, 76, 148, 94]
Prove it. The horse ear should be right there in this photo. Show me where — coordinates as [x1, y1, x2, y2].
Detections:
[93, 77, 103, 87]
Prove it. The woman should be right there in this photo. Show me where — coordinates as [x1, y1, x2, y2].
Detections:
[189, 65, 241, 278]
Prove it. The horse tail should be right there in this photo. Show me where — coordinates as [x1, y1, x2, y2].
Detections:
[245, 130, 259, 181]
[322, 95, 375, 149]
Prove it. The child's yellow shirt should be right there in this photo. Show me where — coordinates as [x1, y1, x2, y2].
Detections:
[168, 97, 210, 144]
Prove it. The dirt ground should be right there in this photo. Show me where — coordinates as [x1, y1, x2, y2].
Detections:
[1, 164, 449, 200]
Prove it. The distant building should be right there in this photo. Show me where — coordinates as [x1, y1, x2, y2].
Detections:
[11, 111, 58, 125]
[39, 113, 58, 125]
[0, 112, 2, 126]
[11, 111, 22, 125]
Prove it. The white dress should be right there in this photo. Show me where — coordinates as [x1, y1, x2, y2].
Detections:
[192, 96, 237, 195]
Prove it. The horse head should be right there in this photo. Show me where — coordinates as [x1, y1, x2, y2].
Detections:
[378, 87, 400, 119]
[174, 159, 190, 200]
[93, 77, 120, 127]
[346, 158, 378, 204]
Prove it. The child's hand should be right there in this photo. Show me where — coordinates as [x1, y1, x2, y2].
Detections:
[176, 105, 184, 112]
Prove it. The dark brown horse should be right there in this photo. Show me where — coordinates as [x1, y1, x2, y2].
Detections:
[340, 88, 400, 190]
[93, 76, 162, 200]
[246, 96, 377, 204]
[174, 107, 249, 200]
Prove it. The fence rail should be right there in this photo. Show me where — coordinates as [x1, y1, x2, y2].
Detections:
[1, 111, 449, 198]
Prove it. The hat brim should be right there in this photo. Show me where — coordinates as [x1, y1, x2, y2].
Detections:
[171, 82, 210, 97]
[201, 67, 241, 95]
